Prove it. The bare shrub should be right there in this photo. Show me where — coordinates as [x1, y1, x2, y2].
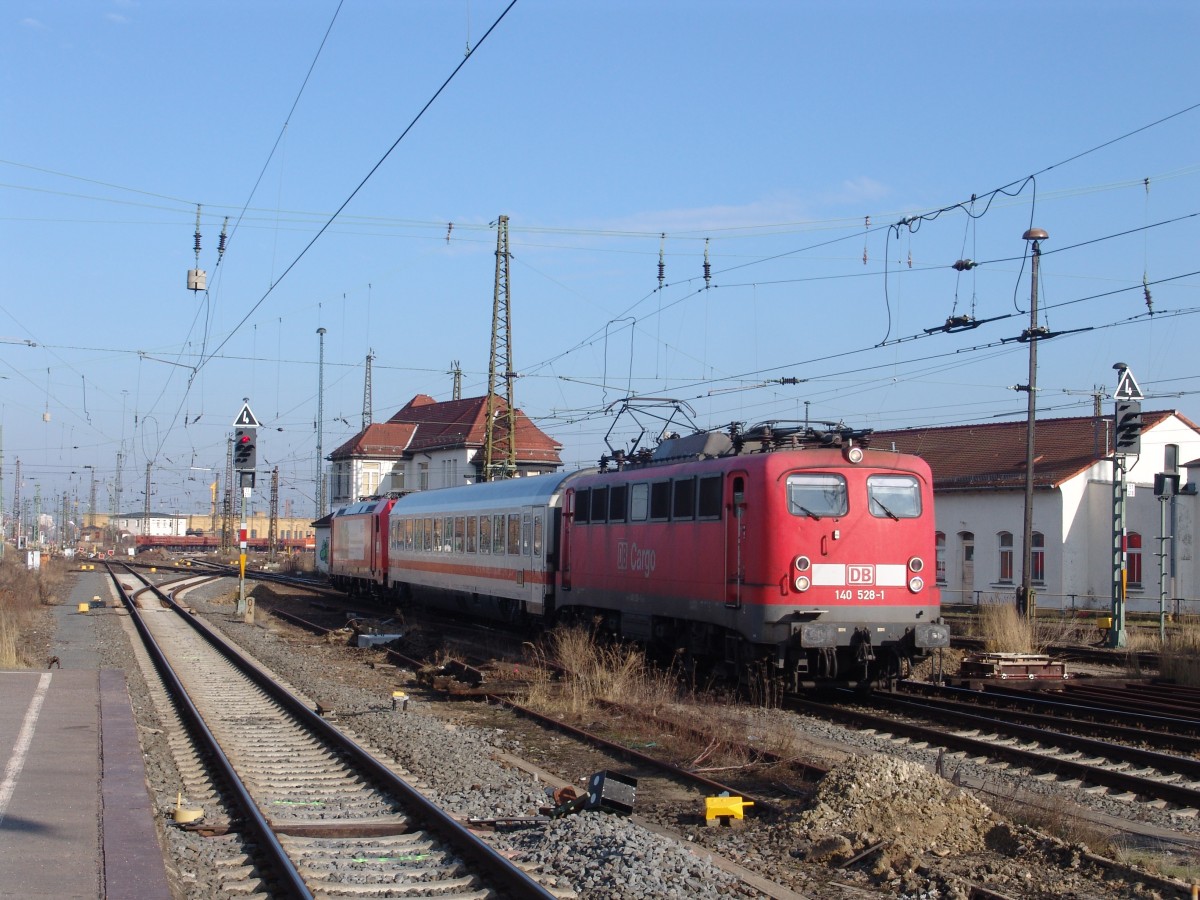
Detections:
[979, 602, 1034, 653]
[0, 553, 66, 668]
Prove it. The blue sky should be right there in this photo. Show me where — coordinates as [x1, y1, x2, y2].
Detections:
[2, 0, 1198, 522]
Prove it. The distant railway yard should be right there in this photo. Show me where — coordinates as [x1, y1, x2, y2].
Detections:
[13, 554, 1189, 898]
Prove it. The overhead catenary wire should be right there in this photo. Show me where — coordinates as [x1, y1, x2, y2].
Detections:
[198, 0, 519, 374]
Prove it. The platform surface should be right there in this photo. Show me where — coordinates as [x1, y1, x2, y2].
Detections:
[0, 568, 169, 898]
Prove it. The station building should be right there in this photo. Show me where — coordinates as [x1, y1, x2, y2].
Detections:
[871, 410, 1200, 613]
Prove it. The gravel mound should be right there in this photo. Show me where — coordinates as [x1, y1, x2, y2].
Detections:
[797, 754, 995, 859]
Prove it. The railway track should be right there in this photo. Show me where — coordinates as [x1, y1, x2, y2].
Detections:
[791, 689, 1200, 820]
[110, 562, 565, 899]
[895, 680, 1200, 753]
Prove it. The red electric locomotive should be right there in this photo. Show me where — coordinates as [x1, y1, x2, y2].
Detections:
[329, 495, 397, 595]
[382, 424, 948, 687]
[562, 428, 948, 686]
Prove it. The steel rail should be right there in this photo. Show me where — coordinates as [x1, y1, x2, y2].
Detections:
[894, 682, 1200, 753]
[106, 563, 312, 898]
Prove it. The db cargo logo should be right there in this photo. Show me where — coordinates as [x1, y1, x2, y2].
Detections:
[616, 541, 656, 578]
[848, 565, 875, 585]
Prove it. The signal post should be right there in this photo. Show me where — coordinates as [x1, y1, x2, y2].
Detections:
[1108, 364, 1144, 649]
[233, 401, 259, 622]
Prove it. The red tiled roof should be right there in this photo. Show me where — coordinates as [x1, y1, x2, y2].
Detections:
[325, 394, 562, 466]
[328, 422, 416, 459]
[868, 410, 1189, 491]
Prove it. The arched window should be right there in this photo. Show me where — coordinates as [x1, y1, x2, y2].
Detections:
[998, 532, 1014, 584]
[1127, 532, 1143, 588]
[1031, 532, 1045, 585]
[935, 532, 947, 585]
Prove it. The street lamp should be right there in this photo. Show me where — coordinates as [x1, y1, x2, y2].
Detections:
[1019, 227, 1049, 617]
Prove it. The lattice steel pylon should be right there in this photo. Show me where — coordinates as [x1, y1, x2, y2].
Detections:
[268, 466, 279, 560]
[362, 349, 375, 432]
[484, 215, 517, 481]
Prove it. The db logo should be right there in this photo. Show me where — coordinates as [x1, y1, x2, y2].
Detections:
[848, 565, 875, 585]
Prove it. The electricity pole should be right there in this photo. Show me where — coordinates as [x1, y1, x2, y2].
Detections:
[1018, 227, 1048, 619]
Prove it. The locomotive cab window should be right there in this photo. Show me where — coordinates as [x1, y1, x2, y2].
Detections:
[575, 489, 590, 524]
[866, 474, 921, 519]
[786, 473, 848, 519]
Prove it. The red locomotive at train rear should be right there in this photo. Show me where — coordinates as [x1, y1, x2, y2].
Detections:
[561, 428, 948, 687]
[329, 496, 395, 595]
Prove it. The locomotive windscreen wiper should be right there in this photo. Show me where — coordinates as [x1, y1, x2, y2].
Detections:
[872, 499, 900, 521]
[794, 505, 822, 521]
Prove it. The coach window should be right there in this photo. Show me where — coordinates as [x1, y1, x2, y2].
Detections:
[454, 517, 465, 553]
[590, 486, 609, 523]
[786, 473, 848, 518]
[493, 514, 506, 554]
[433, 517, 444, 552]
[609, 484, 628, 523]
[672, 477, 696, 520]
[575, 489, 590, 524]
[630, 483, 649, 521]
[533, 514, 543, 557]
[466, 516, 477, 553]
[650, 481, 671, 521]
[521, 513, 532, 555]
[479, 515, 492, 554]
[405, 518, 414, 551]
[866, 474, 921, 518]
[508, 514, 522, 554]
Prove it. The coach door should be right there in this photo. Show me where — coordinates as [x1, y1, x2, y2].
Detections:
[560, 490, 574, 591]
[523, 506, 548, 614]
[725, 473, 747, 608]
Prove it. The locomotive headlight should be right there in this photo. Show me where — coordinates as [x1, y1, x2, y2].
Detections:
[908, 557, 924, 573]
[794, 555, 811, 572]
[794, 575, 811, 592]
[908, 575, 925, 593]
[844, 446, 864, 464]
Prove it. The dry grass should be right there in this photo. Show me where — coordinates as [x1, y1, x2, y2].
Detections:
[1159, 621, 1200, 687]
[1112, 844, 1200, 885]
[521, 625, 681, 716]
[988, 783, 1118, 857]
[0, 553, 65, 668]
[978, 602, 1036, 653]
